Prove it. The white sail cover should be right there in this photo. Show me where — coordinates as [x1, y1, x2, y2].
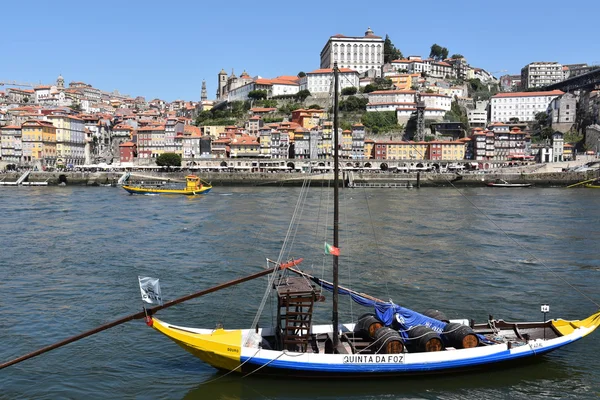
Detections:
[138, 276, 163, 305]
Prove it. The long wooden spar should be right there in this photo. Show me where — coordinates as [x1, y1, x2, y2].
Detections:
[1, 261, 301, 370]
[287, 267, 386, 304]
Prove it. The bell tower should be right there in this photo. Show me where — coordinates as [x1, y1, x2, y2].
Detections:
[57, 74, 64, 90]
[217, 69, 227, 100]
[201, 80, 207, 101]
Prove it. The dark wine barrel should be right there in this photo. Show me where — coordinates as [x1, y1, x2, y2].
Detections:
[442, 323, 479, 349]
[406, 325, 445, 352]
[373, 327, 404, 354]
[354, 313, 384, 340]
[422, 309, 449, 323]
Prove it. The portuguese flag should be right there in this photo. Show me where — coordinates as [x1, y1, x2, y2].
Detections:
[324, 242, 340, 256]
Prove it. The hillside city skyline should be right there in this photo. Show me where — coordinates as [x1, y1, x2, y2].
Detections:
[2, 0, 598, 102]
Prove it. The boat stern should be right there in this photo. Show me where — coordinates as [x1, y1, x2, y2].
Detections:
[150, 317, 242, 371]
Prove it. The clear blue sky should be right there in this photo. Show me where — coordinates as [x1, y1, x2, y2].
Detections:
[2, 0, 598, 102]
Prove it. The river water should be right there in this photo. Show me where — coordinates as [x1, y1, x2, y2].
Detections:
[1, 185, 599, 399]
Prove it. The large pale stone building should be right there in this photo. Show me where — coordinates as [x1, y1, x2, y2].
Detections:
[490, 90, 564, 123]
[320, 28, 384, 77]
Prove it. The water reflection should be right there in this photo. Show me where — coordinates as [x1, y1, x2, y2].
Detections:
[184, 357, 582, 400]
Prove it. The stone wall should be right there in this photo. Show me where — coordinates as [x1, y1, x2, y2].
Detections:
[2, 170, 596, 187]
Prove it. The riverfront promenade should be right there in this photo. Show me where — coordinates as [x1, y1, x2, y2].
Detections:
[0, 169, 596, 187]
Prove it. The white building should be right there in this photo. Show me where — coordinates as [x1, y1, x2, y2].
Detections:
[299, 68, 359, 94]
[366, 90, 450, 113]
[254, 76, 300, 97]
[367, 89, 415, 106]
[365, 90, 449, 122]
[320, 28, 384, 77]
[227, 76, 300, 102]
[391, 56, 430, 74]
[471, 68, 496, 83]
[468, 101, 488, 127]
[490, 90, 564, 123]
[389, 56, 455, 79]
[552, 132, 564, 162]
[520, 62, 564, 89]
[420, 93, 451, 111]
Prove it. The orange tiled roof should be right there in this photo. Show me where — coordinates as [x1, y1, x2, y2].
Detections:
[308, 68, 357, 74]
[369, 90, 416, 95]
[184, 125, 201, 135]
[493, 90, 564, 98]
[231, 135, 259, 145]
[251, 107, 277, 113]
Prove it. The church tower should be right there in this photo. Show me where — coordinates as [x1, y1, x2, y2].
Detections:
[201, 80, 208, 101]
[217, 69, 227, 100]
[57, 74, 64, 90]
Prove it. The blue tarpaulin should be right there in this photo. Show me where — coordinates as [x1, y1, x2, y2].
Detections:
[311, 277, 447, 338]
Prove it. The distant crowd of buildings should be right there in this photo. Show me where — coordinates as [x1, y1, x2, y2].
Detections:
[2, 28, 600, 170]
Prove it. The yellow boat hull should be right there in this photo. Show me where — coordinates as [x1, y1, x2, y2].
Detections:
[122, 185, 212, 195]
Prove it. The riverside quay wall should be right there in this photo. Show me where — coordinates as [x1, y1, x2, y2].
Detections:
[0, 170, 597, 187]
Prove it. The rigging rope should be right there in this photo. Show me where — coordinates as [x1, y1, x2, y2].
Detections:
[248, 178, 312, 343]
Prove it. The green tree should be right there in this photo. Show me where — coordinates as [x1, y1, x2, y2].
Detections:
[440, 47, 449, 60]
[340, 121, 354, 131]
[363, 84, 377, 93]
[248, 90, 268, 101]
[342, 86, 358, 96]
[308, 104, 322, 110]
[229, 100, 249, 117]
[451, 54, 464, 59]
[257, 99, 278, 108]
[278, 102, 303, 114]
[295, 89, 311, 102]
[339, 96, 368, 112]
[373, 77, 393, 90]
[534, 112, 549, 127]
[156, 153, 182, 167]
[297, 71, 306, 78]
[384, 34, 403, 63]
[564, 129, 583, 144]
[429, 43, 449, 61]
[361, 111, 398, 134]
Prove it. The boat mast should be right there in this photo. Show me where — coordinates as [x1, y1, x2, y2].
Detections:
[332, 62, 340, 349]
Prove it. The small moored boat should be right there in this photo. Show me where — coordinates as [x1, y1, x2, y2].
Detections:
[486, 179, 532, 188]
[122, 175, 211, 195]
[584, 180, 600, 189]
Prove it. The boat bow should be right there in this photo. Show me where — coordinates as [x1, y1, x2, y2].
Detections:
[151, 317, 242, 371]
[551, 311, 600, 337]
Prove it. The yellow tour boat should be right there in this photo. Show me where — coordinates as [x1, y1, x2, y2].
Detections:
[122, 175, 212, 195]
